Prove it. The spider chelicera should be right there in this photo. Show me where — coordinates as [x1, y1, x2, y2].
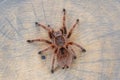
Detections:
[27, 9, 86, 73]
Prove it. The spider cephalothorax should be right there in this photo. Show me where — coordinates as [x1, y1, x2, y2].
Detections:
[27, 9, 86, 73]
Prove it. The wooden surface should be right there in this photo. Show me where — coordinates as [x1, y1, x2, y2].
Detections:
[0, 0, 120, 80]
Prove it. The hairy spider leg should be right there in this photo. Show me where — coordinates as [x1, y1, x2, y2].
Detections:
[69, 47, 77, 59]
[27, 39, 52, 44]
[35, 22, 54, 40]
[51, 54, 55, 73]
[60, 8, 67, 35]
[38, 45, 55, 54]
[67, 19, 79, 38]
[67, 42, 86, 52]
[51, 48, 58, 73]
[35, 22, 51, 32]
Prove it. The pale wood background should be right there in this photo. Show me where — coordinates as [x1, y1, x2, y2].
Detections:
[0, 0, 120, 80]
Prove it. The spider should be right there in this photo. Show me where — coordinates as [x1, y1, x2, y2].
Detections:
[27, 9, 86, 73]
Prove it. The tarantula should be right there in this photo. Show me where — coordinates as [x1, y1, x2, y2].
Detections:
[27, 9, 86, 73]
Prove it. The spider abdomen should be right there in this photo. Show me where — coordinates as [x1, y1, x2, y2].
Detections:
[55, 36, 65, 46]
[57, 48, 73, 68]
[60, 47, 65, 55]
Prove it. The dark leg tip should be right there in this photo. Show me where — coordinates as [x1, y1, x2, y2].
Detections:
[76, 19, 79, 22]
[63, 8, 66, 12]
[48, 25, 50, 27]
[73, 56, 77, 59]
[35, 22, 38, 25]
[82, 49, 86, 52]
[66, 66, 69, 68]
[38, 51, 42, 54]
[51, 69, 54, 73]
[27, 40, 33, 43]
